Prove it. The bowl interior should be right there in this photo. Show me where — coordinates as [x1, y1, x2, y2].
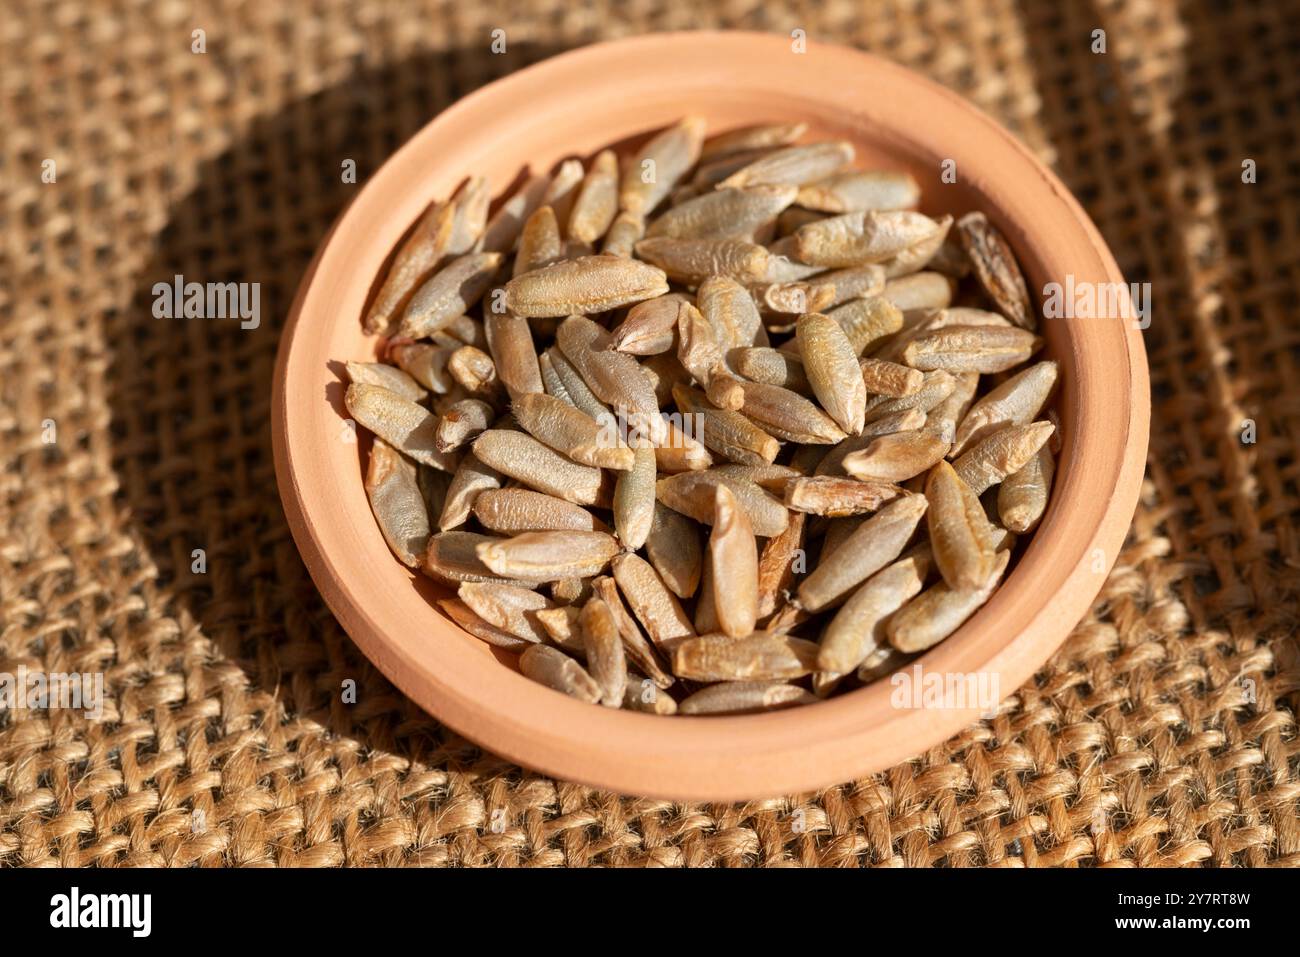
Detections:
[276, 32, 1146, 799]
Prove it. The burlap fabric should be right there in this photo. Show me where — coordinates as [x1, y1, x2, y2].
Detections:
[2, 0, 1297, 867]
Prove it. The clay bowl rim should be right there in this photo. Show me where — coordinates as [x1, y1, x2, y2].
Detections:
[272, 31, 1149, 801]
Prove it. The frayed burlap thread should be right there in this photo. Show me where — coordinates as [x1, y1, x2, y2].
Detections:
[1, 0, 1297, 866]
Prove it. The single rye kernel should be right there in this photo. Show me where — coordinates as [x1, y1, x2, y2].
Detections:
[438, 450, 503, 530]
[620, 117, 707, 216]
[698, 275, 767, 348]
[434, 398, 495, 453]
[346, 360, 426, 402]
[678, 681, 817, 714]
[613, 441, 658, 549]
[512, 391, 634, 470]
[458, 581, 556, 644]
[671, 632, 820, 682]
[635, 237, 770, 285]
[925, 460, 998, 589]
[439, 598, 533, 651]
[364, 438, 431, 568]
[708, 484, 759, 638]
[505, 255, 669, 317]
[519, 644, 602, 703]
[796, 312, 866, 435]
[783, 476, 905, 517]
[956, 211, 1035, 330]
[881, 271, 953, 314]
[644, 503, 703, 598]
[700, 122, 807, 161]
[471, 487, 606, 534]
[611, 552, 696, 653]
[513, 205, 564, 277]
[646, 185, 798, 241]
[998, 444, 1054, 533]
[344, 383, 462, 472]
[568, 149, 621, 245]
[400, 252, 503, 338]
[736, 379, 847, 445]
[484, 313, 544, 401]
[951, 421, 1055, 495]
[476, 530, 621, 582]
[901, 324, 1041, 374]
[842, 430, 949, 483]
[887, 549, 1011, 653]
[471, 429, 606, 505]
[757, 511, 808, 618]
[579, 597, 628, 707]
[795, 169, 921, 214]
[794, 210, 941, 268]
[609, 293, 688, 355]
[720, 141, 855, 189]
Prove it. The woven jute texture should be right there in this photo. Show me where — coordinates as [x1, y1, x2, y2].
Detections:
[2, 0, 1298, 867]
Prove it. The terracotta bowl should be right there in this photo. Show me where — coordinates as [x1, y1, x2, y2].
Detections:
[272, 31, 1149, 800]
